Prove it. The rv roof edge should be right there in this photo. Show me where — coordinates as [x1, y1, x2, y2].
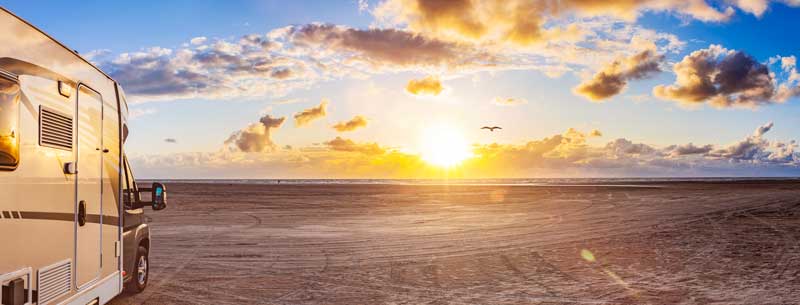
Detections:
[0, 6, 116, 83]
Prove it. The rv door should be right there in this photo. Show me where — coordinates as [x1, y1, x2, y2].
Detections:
[75, 85, 104, 289]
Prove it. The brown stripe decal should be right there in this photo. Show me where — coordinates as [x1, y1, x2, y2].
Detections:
[18, 211, 73, 221]
[13, 211, 119, 225]
[2, 211, 10, 218]
[103, 215, 119, 225]
[85, 214, 101, 224]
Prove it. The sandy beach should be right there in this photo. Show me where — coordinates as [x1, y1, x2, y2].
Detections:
[110, 181, 800, 304]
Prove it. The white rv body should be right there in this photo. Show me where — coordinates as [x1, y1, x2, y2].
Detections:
[0, 7, 133, 305]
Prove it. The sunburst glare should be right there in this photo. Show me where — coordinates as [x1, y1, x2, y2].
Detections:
[419, 124, 472, 168]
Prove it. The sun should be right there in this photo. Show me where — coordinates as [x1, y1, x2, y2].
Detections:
[419, 124, 472, 168]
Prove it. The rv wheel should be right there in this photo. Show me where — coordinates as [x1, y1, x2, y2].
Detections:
[127, 246, 149, 293]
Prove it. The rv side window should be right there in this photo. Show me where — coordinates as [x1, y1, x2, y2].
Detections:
[123, 157, 139, 208]
[0, 75, 20, 170]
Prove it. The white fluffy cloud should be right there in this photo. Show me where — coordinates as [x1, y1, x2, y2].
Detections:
[225, 114, 286, 152]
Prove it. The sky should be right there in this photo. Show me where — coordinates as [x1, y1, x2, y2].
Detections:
[4, 0, 800, 178]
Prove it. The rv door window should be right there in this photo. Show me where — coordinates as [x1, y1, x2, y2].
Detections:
[0, 75, 20, 170]
[123, 156, 140, 209]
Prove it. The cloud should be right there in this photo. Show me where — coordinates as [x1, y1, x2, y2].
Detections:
[270, 68, 293, 79]
[164, 138, 178, 144]
[294, 99, 328, 127]
[405, 75, 444, 96]
[225, 114, 286, 152]
[96, 9, 687, 104]
[324, 137, 386, 155]
[590, 129, 603, 137]
[653, 45, 793, 108]
[735, 0, 800, 16]
[91, 2, 795, 131]
[574, 50, 663, 101]
[604, 138, 659, 157]
[102, 35, 309, 102]
[776, 85, 800, 102]
[665, 143, 713, 156]
[287, 23, 495, 70]
[771, 55, 800, 102]
[333, 115, 369, 132]
[707, 122, 781, 162]
[466, 123, 798, 176]
[105, 47, 212, 99]
[132, 123, 800, 179]
[373, 0, 737, 47]
[754, 121, 774, 137]
[491, 97, 528, 106]
[83, 49, 112, 63]
[190, 36, 207, 45]
[779, 55, 797, 72]
[675, 121, 800, 166]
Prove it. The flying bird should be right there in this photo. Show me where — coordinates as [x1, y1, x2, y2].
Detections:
[481, 126, 502, 132]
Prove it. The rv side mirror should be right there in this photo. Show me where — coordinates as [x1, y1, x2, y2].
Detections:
[151, 182, 167, 210]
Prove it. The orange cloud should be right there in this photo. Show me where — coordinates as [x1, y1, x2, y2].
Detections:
[375, 0, 736, 47]
[574, 50, 663, 101]
[333, 115, 368, 132]
[134, 124, 800, 179]
[294, 99, 328, 127]
[324, 137, 386, 155]
[406, 75, 444, 96]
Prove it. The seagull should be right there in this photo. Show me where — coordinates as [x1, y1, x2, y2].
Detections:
[481, 126, 502, 132]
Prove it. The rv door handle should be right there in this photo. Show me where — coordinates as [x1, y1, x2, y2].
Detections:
[78, 200, 86, 226]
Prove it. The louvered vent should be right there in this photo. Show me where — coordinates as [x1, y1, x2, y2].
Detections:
[37, 259, 72, 305]
[40, 106, 73, 150]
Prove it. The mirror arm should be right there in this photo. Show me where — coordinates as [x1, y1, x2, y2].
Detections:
[133, 199, 150, 209]
[135, 187, 154, 208]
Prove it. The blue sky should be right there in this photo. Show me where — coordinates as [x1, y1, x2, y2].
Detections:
[2, 1, 373, 51]
[3, 1, 800, 178]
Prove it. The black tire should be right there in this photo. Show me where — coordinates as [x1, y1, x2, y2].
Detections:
[126, 246, 149, 293]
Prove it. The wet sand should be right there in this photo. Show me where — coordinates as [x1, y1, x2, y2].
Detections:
[110, 181, 800, 304]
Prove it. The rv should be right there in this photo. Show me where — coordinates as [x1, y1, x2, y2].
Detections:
[0, 7, 167, 305]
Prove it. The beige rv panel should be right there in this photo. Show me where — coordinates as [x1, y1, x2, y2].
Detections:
[0, 7, 125, 304]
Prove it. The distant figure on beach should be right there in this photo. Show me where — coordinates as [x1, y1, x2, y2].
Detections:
[481, 126, 502, 132]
